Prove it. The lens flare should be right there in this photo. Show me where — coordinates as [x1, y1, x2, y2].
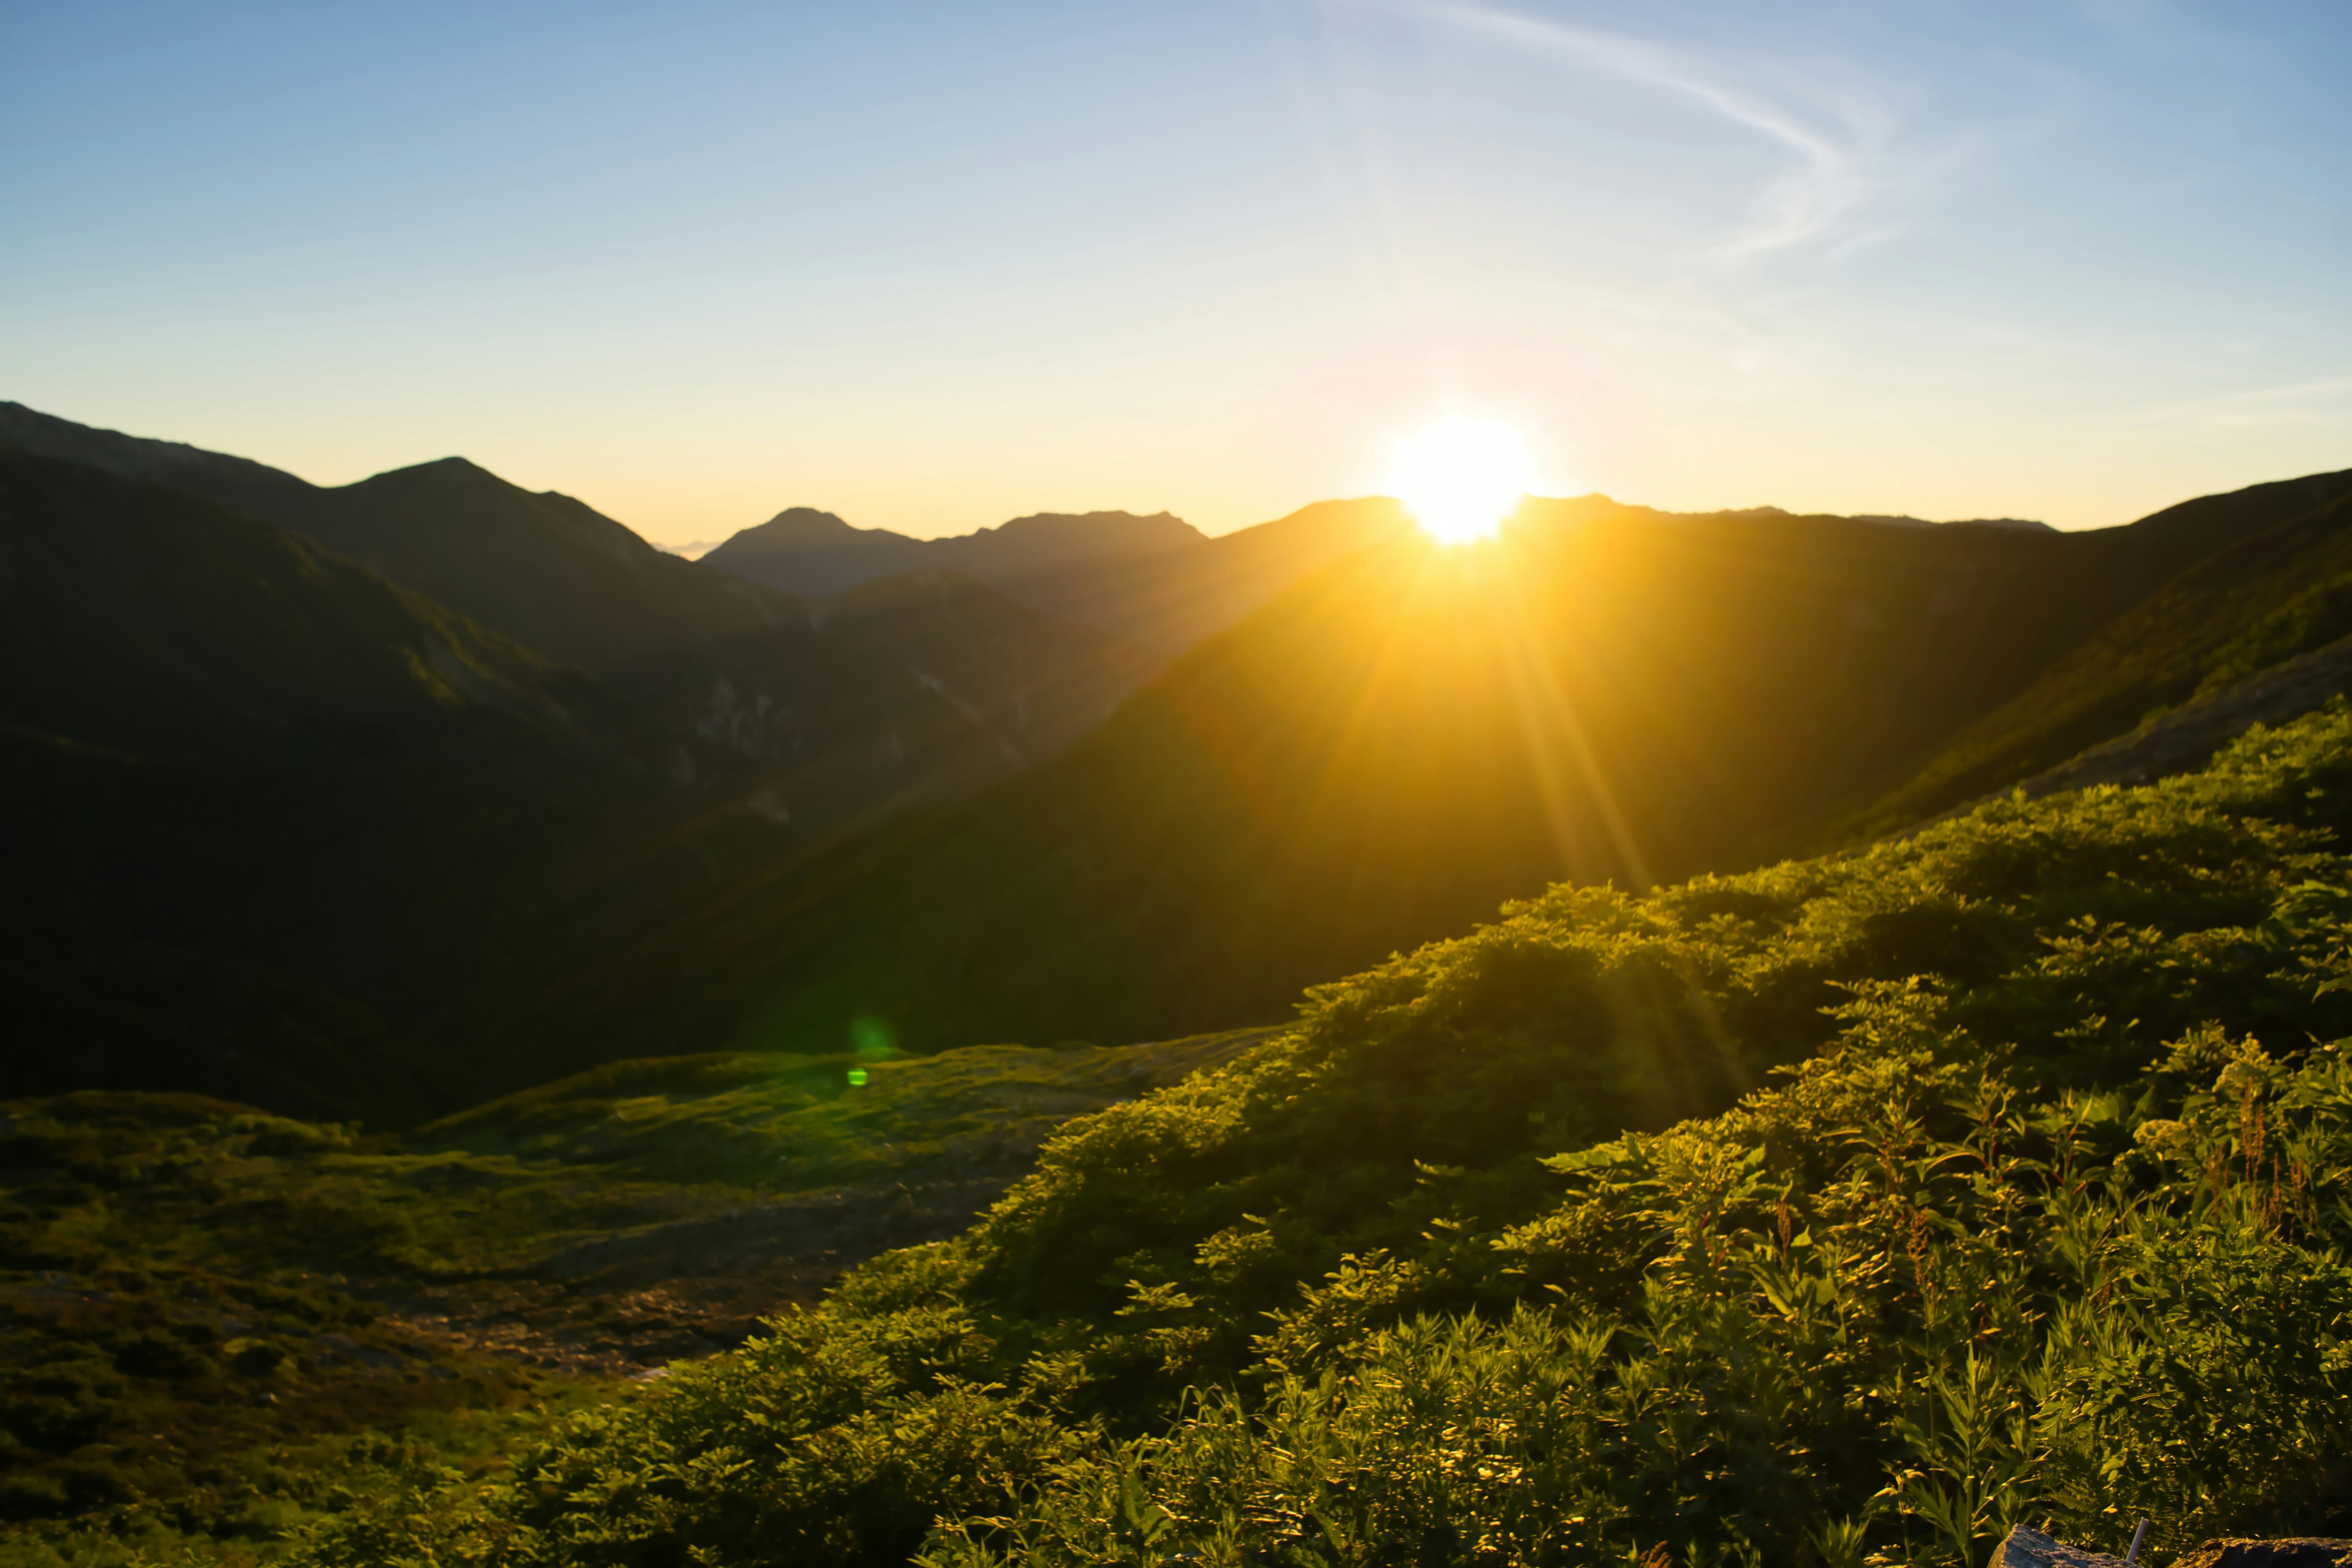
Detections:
[1391, 417, 1537, 545]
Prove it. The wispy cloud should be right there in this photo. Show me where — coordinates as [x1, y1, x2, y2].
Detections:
[1384, 1, 1897, 260]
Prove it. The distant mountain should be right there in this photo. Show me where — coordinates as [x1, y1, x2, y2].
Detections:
[0, 451, 614, 765]
[980, 497, 1415, 654]
[703, 505, 1204, 600]
[706, 498, 1419, 657]
[0, 404, 1163, 838]
[1719, 505, 2052, 533]
[0, 402, 796, 668]
[440, 469, 2352, 1082]
[699, 507, 933, 597]
[597, 566, 1161, 837]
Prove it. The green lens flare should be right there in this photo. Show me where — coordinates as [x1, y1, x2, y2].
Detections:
[850, 1016, 896, 1060]
[846, 1068, 869, 1087]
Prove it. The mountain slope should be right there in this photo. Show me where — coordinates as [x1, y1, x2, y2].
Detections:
[0, 399, 333, 529]
[0, 402, 794, 668]
[0, 454, 666, 1118]
[1843, 468, 2352, 837]
[295, 458, 803, 668]
[601, 567, 1159, 829]
[701, 506, 1202, 601]
[436, 470, 2352, 1083]
[0, 405, 1164, 840]
[0, 452, 612, 765]
[981, 497, 1415, 654]
[0, 437, 1166, 1115]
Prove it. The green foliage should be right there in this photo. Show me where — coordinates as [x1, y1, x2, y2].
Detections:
[2194, 568, 2352, 696]
[281, 706, 2352, 1567]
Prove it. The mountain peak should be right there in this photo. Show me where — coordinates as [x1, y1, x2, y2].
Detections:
[755, 506, 861, 539]
[359, 455, 503, 486]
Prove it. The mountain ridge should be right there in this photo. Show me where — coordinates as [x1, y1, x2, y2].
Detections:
[430, 464, 2352, 1087]
[0, 402, 799, 668]
[701, 505, 1203, 600]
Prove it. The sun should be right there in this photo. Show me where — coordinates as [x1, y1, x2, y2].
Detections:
[1390, 417, 1537, 545]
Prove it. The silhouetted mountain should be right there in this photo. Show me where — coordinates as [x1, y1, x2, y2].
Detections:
[286, 458, 799, 668]
[0, 405, 1163, 838]
[708, 497, 1409, 656]
[1722, 504, 2052, 532]
[0, 399, 331, 529]
[0, 401, 794, 668]
[0, 454, 656, 1118]
[437, 467, 2352, 1084]
[703, 505, 1203, 600]
[0, 434, 1160, 1116]
[984, 497, 1415, 654]
[696, 507, 930, 597]
[0, 452, 615, 766]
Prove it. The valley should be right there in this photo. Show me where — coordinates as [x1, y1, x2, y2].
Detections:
[6, 401, 2352, 1566]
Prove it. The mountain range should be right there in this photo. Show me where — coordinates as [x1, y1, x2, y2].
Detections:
[6, 397, 2350, 1119]
[437, 471, 2352, 1087]
[701, 505, 1203, 597]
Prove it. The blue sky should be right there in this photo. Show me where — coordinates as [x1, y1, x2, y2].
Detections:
[4, 0, 2347, 542]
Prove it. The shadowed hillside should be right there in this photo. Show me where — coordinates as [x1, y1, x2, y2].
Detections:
[0, 454, 663, 1118]
[0, 402, 790, 669]
[435, 470, 2352, 1085]
[0, 437, 1169, 1118]
[0, 453, 617, 766]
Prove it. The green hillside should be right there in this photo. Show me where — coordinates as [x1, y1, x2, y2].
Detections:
[441, 473, 2352, 1082]
[273, 698, 2352, 1568]
[0, 1034, 1259, 1556]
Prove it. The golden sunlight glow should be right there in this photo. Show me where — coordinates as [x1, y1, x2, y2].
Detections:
[1390, 417, 1537, 545]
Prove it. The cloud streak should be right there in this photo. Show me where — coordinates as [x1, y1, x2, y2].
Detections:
[1387, 1, 1893, 260]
